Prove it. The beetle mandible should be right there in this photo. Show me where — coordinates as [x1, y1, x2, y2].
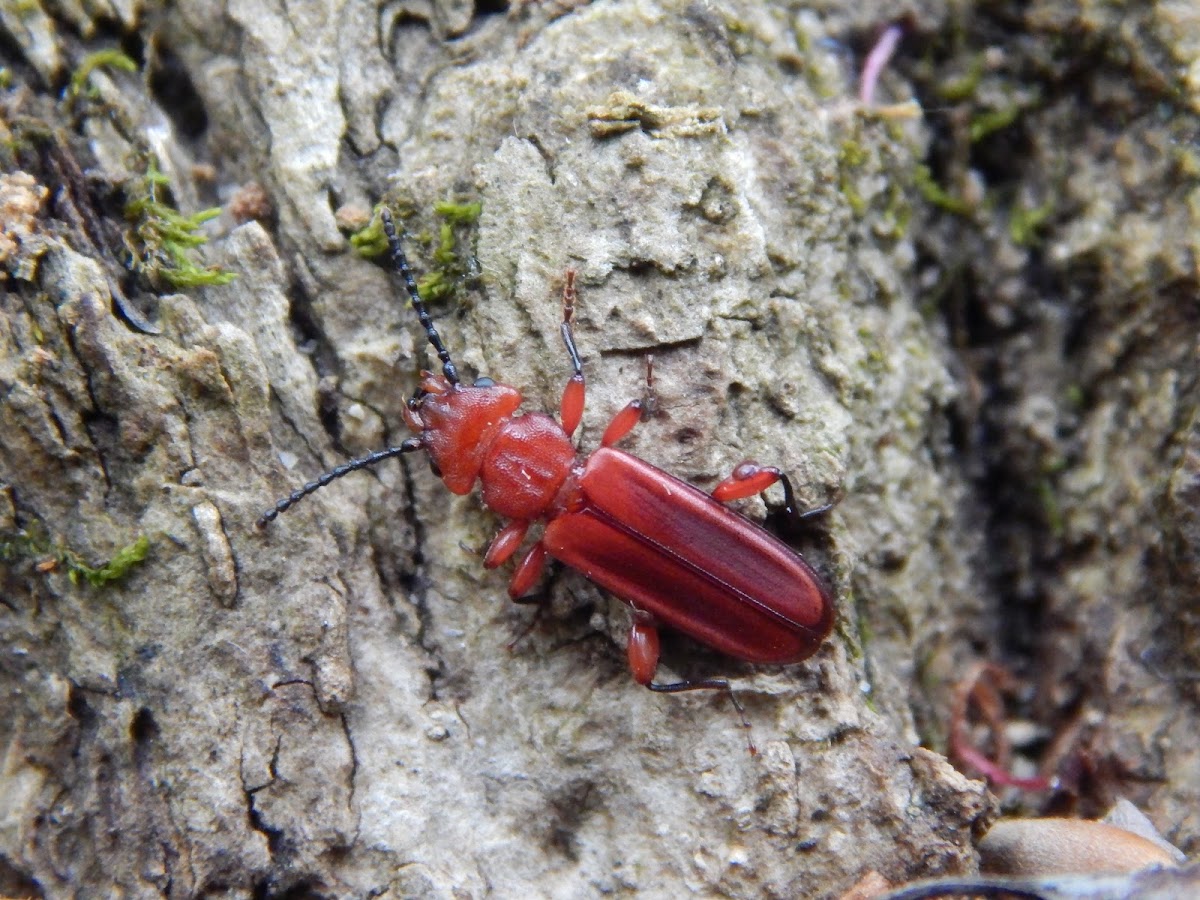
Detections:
[259, 208, 835, 695]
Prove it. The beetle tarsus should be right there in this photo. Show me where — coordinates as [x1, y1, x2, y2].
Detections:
[648, 677, 755, 754]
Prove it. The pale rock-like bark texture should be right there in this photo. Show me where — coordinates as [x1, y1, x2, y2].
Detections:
[1, 0, 1196, 898]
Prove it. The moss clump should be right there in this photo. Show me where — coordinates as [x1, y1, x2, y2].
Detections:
[2, 528, 150, 587]
[1035, 478, 1064, 539]
[913, 164, 972, 216]
[353, 201, 482, 303]
[348, 209, 389, 257]
[432, 200, 482, 226]
[124, 164, 235, 289]
[838, 140, 869, 216]
[68, 49, 138, 100]
[969, 104, 1022, 143]
[1009, 197, 1054, 246]
[936, 55, 986, 102]
[420, 201, 481, 301]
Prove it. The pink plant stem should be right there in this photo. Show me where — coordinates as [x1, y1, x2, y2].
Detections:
[859, 24, 903, 106]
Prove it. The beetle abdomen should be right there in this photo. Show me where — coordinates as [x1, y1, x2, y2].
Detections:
[541, 448, 833, 665]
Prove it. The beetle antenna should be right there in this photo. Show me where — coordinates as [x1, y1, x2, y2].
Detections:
[257, 438, 423, 528]
[381, 208, 460, 386]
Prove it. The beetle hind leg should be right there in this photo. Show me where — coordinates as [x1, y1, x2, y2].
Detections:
[713, 462, 838, 533]
[647, 677, 754, 751]
[628, 616, 753, 745]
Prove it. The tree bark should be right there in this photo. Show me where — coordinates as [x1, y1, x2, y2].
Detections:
[1, 0, 1195, 898]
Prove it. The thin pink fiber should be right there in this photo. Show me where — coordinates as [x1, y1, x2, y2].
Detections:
[859, 24, 903, 106]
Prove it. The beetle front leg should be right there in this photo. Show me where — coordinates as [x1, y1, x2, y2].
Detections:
[504, 543, 556, 652]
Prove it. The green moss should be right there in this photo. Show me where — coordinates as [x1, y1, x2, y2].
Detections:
[969, 104, 1021, 142]
[1009, 197, 1054, 246]
[936, 55, 986, 102]
[839, 139, 868, 168]
[2, 529, 150, 587]
[352, 201, 482, 294]
[348, 208, 389, 257]
[838, 140, 869, 216]
[881, 182, 912, 238]
[353, 201, 482, 303]
[68, 49, 138, 100]
[124, 164, 235, 289]
[913, 164, 971, 216]
[432, 200, 482, 226]
[76, 535, 150, 586]
[1035, 478, 1064, 539]
[418, 222, 465, 301]
[0, 68, 12, 90]
[840, 181, 866, 216]
[1041, 454, 1068, 476]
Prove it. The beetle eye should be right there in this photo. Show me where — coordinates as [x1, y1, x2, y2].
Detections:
[474, 376, 495, 388]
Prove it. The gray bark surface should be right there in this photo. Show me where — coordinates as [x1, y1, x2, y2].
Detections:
[0, 0, 1195, 897]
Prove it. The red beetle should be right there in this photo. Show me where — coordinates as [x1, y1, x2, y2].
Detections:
[260, 209, 835, 695]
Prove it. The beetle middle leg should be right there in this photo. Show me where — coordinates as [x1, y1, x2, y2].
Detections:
[498, 535, 552, 649]
[556, 271, 648, 449]
[558, 269, 586, 437]
[601, 352, 660, 447]
[559, 277, 654, 448]
[484, 519, 530, 569]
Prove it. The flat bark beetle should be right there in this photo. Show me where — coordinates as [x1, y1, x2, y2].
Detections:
[260, 208, 835, 698]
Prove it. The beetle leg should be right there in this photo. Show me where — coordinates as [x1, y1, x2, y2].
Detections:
[561, 375, 585, 438]
[484, 520, 530, 569]
[559, 270, 587, 438]
[629, 615, 754, 746]
[713, 462, 838, 526]
[598, 351, 660, 447]
[712, 461, 783, 502]
[626, 615, 662, 686]
[503, 589, 551, 652]
[628, 616, 739, 697]
[508, 542, 547, 599]
[601, 400, 643, 447]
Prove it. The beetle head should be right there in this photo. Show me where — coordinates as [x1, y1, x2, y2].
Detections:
[408, 373, 523, 494]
